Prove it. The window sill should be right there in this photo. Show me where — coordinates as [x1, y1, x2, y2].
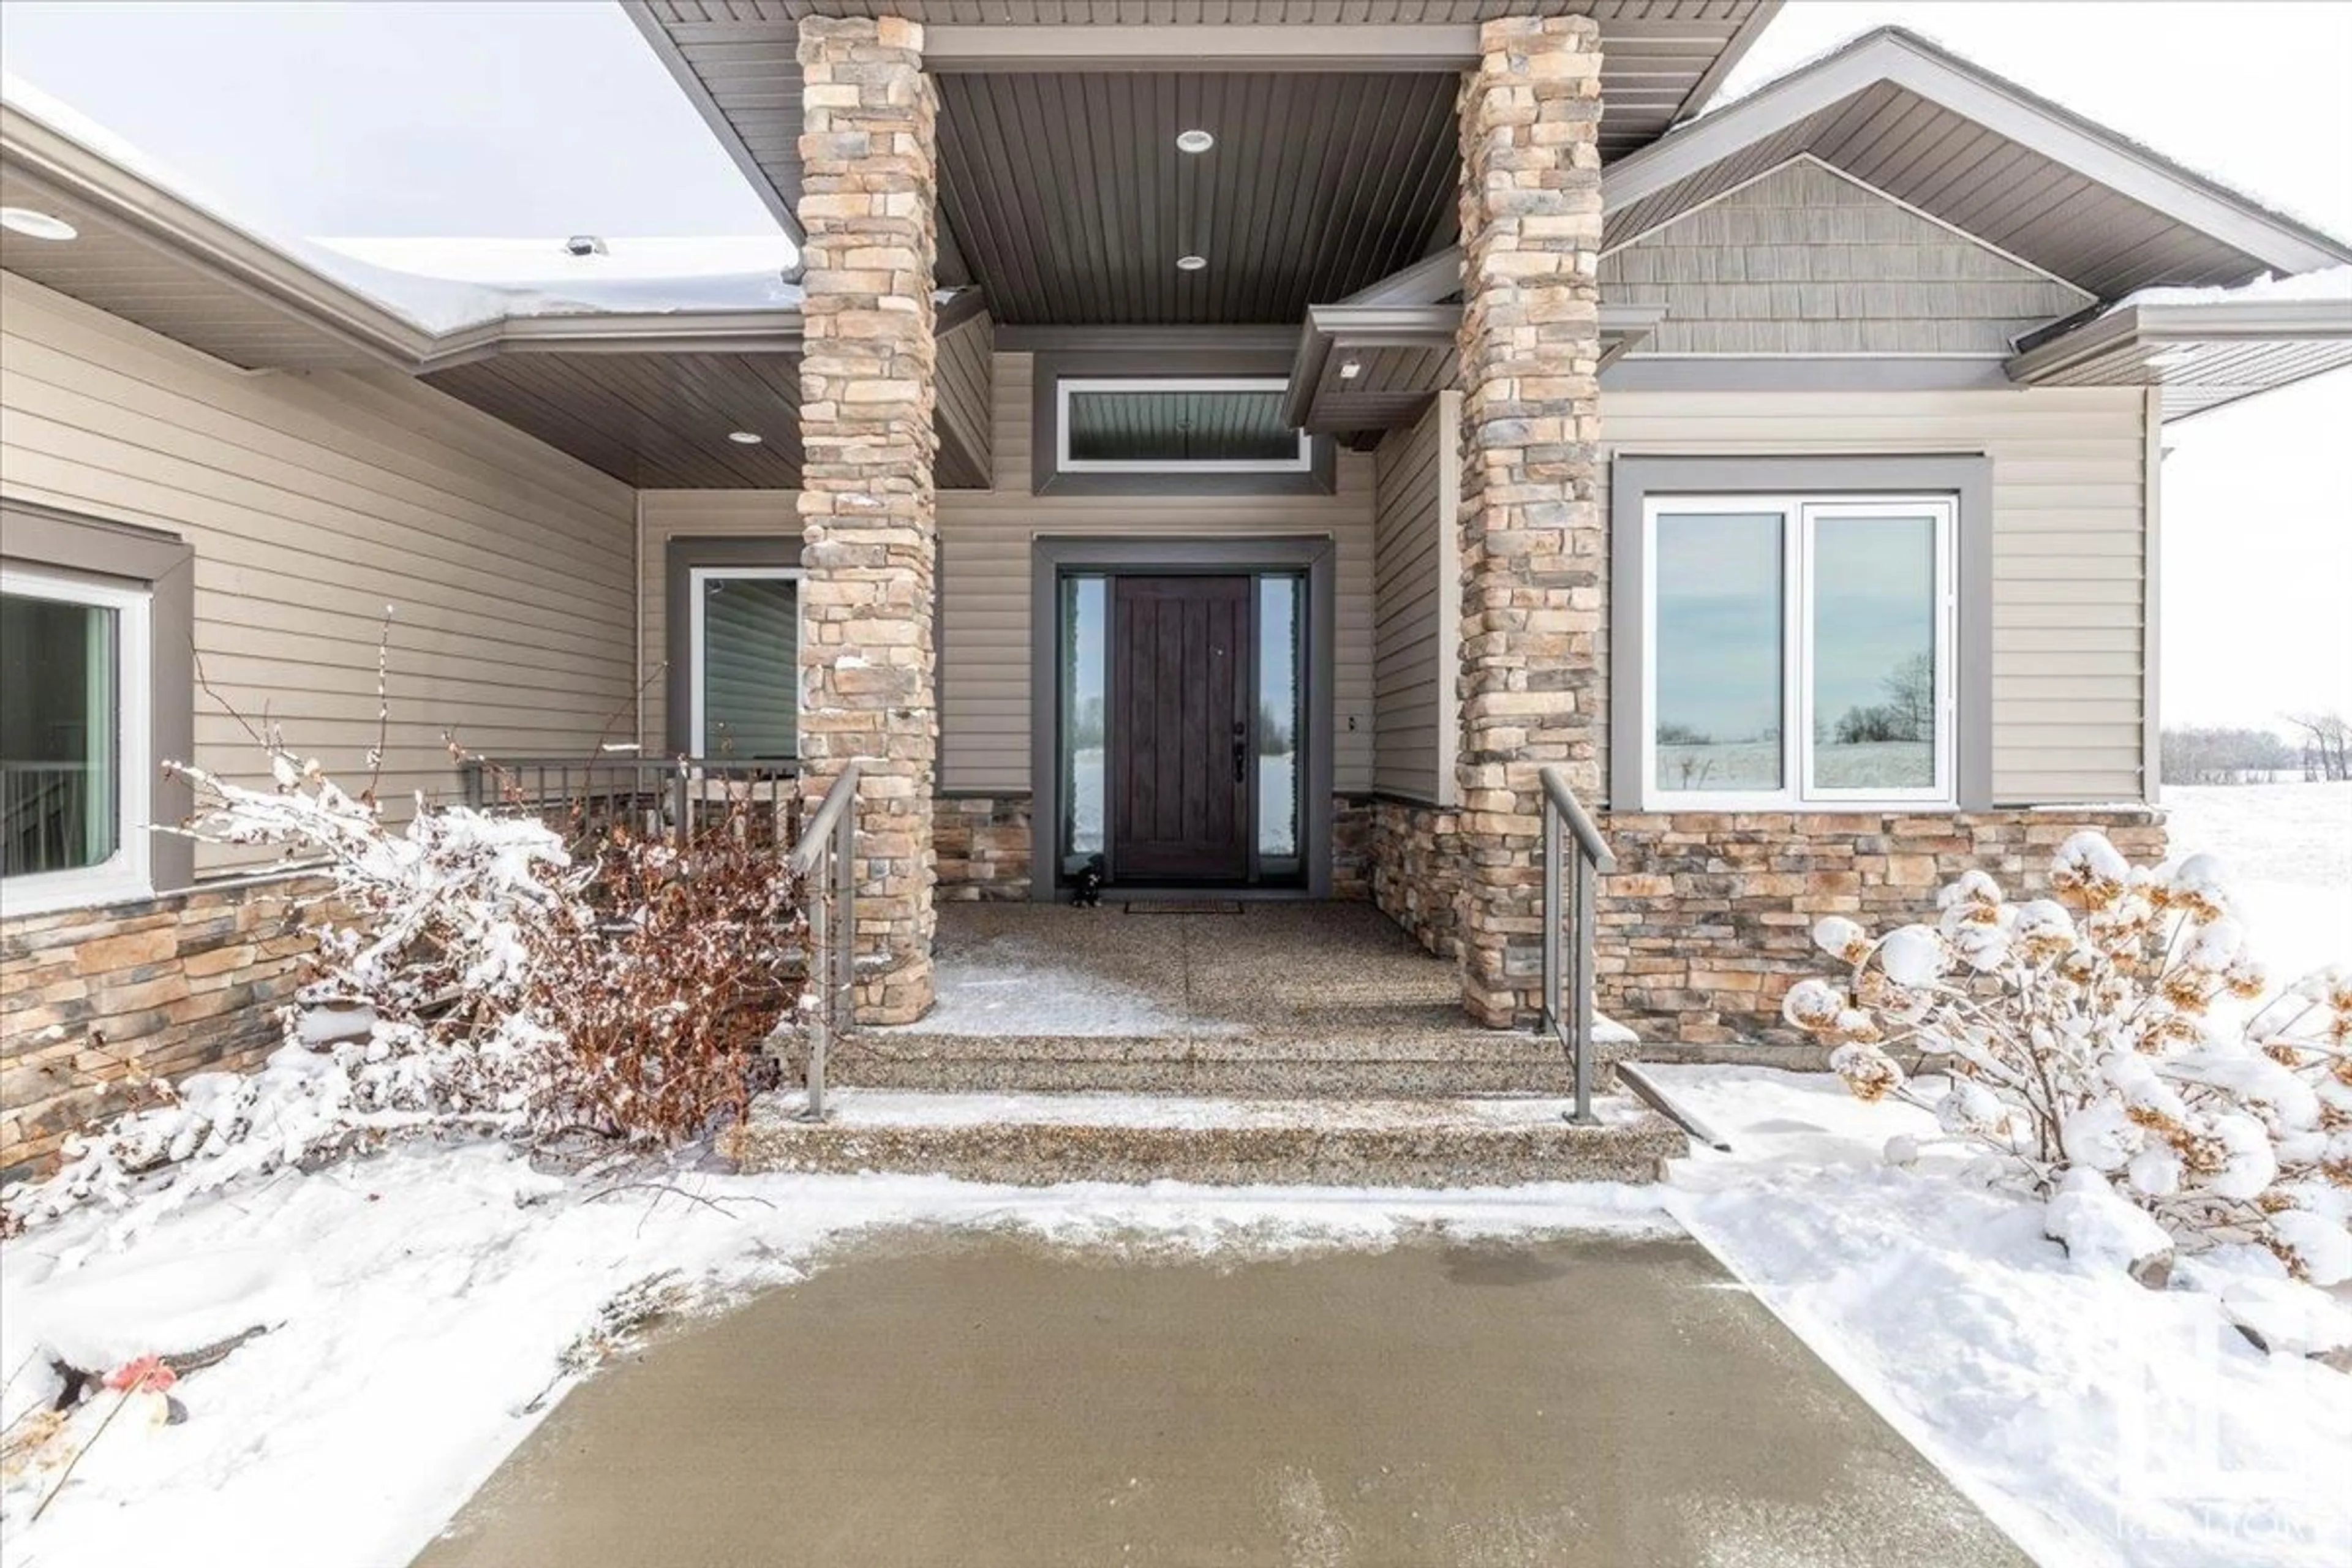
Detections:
[1628, 801, 1962, 816]
[1, 867, 157, 921]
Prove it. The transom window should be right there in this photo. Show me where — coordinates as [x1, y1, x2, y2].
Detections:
[1, 565, 151, 910]
[687, 566, 800, 760]
[1055, 377, 1311, 474]
[1643, 494, 1956, 809]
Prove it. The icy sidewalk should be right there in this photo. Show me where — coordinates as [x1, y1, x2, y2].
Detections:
[1651, 1065, 2352, 1568]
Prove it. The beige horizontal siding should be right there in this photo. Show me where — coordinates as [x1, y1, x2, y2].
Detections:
[1602, 159, 2091, 357]
[1, 273, 638, 875]
[1600, 385, 2151, 805]
[636, 489, 799, 753]
[1371, 394, 1449, 803]
[639, 353, 1380, 797]
[941, 353, 1378, 794]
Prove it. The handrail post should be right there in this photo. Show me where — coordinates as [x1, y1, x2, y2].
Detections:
[1568, 847, 1599, 1126]
[1542, 795, 1562, 1038]
[801, 850, 830, 1121]
[833, 786, 856, 1031]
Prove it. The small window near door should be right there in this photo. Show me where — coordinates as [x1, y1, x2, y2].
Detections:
[689, 567, 800, 760]
[1060, 573, 1109, 875]
[1256, 573, 1304, 870]
[1, 567, 151, 907]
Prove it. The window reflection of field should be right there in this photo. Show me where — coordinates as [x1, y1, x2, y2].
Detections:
[1657, 740, 1934, 793]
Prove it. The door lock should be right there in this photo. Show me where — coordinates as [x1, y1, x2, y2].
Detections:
[1233, 720, 1248, 784]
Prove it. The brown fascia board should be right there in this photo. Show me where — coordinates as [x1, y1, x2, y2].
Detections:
[1606, 26, 2352, 280]
[1667, 1, 1787, 127]
[619, 0, 806, 255]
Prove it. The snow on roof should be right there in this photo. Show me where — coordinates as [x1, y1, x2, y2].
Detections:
[2116, 265, 2352, 312]
[311, 237, 804, 330]
[2, 72, 804, 339]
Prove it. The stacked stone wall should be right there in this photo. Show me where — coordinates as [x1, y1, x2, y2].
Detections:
[1452, 17, 1607, 1025]
[1, 875, 318, 1180]
[1596, 808, 2168, 1046]
[796, 16, 940, 1022]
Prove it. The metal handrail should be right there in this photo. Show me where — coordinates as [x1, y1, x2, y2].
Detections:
[1539, 766, 1615, 1128]
[788, 762, 861, 1120]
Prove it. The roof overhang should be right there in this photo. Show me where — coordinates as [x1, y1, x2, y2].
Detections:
[1601, 28, 2352, 298]
[1284, 301, 1666, 436]
[625, 2, 1784, 320]
[2, 93, 1011, 489]
[2006, 298, 2352, 421]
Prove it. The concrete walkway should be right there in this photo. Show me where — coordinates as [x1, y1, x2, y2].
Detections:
[415, 1230, 2030, 1567]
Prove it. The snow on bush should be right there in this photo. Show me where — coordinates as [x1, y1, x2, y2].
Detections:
[1, 736, 802, 1237]
[1781, 831, 2352, 1285]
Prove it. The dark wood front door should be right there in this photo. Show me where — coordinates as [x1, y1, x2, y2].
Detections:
[1110, 575, 1251, 881]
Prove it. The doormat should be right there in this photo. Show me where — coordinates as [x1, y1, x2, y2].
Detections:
[1123, 900, 1245, 915]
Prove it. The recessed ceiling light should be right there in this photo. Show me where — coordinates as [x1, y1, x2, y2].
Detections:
[727, 430, 764, 445]
[1175, 129, 1215, 155]
[0, 207, 77, 241]
[1176, 254, 1208, 273]
[1338, 360, 1363, 380]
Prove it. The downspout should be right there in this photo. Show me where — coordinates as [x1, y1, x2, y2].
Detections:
[633, 489, 646, 753]
[2143, 386, 2165, 809]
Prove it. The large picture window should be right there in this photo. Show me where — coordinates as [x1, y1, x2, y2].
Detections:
[1, 565, 152, 909]
[1643, 494, 1955, 809]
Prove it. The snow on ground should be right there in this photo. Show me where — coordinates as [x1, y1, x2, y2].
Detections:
[1653, 1065, 2352, 1568]
[2163, 782, 2351, 981]
[0, 1153, 1666, 1568]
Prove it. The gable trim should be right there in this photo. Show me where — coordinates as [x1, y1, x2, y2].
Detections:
[1604, 28, 2352, 284]
[1602, 152, 2097, 309]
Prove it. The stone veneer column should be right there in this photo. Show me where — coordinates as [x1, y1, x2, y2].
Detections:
[1453, 16, 1606, 1027]
[796, 16, 938, 1023]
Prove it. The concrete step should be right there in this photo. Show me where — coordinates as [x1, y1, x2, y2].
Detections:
[724, 1089, 1684, 1187]
[809, 1020, 1639, 1099]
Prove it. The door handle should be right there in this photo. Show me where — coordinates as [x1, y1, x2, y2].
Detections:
[1233, 720, 1247, 785]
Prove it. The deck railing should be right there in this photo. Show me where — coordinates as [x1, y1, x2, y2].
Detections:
[458, 755, 801, 851]
[1, 761, 95, 878]
[786, 762, 860, 1120]
[1539, 766, 1616, 1127]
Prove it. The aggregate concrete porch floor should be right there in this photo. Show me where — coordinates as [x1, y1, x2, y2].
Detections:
[888, 900, 1632, 1047]
[412, 1229, 2032, 1568]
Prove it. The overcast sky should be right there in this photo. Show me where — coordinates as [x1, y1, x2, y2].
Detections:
[3, 0, 2346, 733]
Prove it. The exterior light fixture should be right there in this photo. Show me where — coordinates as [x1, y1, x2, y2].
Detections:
[1176, 254, 1208, 272]
[1175, 129, 1215, 154]
[0, 207, 78, 241]
[1338, 360, 1363, 380]
[727, 431, 764, 445]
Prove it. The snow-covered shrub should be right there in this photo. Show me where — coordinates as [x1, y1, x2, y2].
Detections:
[1781, 832, 2352, 1284]
[1, 733, 803, 1235]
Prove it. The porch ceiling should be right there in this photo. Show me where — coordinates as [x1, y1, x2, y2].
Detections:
[420, 350, 809, 488]
[627, 2, 1784, 322]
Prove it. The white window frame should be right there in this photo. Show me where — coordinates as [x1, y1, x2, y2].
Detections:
[686, 565, 802, 758]
[1055, 377, 1313, 474]
[0, 565, 152, 914]
[1640, 493, 1957, 812]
